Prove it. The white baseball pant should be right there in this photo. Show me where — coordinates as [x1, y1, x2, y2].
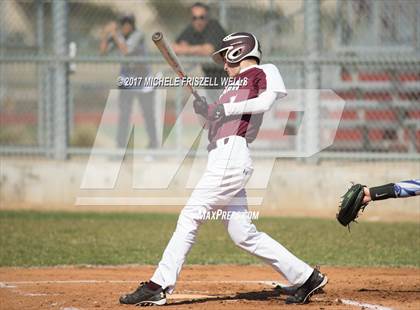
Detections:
[151, 135, 313, 293]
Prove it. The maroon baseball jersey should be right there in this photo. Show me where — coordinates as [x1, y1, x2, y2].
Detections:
[208, 64, 286, 146]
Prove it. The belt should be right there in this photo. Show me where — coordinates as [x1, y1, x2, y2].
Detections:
[207, 136, 248, 152]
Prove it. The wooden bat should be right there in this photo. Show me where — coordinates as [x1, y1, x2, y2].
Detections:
[152, 31, 201, 101]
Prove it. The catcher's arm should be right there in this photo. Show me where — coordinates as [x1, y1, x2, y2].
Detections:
[364, 179, 420, 204]
[337, 179, 420, 228]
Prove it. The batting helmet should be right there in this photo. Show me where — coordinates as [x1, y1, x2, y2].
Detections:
[212, 32, 262, 65]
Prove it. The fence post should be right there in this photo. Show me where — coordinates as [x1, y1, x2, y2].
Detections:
[296, 65, 305, 159]
[219, 0, 227, 30]
[417, 3, 420, 50]
[36, 0, 46, 150]
[52, 0, 68, 160]
[0, 1, 6, 105]
[304, 0, 321, 161]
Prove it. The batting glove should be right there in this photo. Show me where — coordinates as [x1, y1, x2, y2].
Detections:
[193, 96, 208, 118]
[210, 104, 226, 121]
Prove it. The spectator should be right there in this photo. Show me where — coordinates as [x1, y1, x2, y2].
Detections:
[172, 2, 227, 98]
[100, 14, 158, 149]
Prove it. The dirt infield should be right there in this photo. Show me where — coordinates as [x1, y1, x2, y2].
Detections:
[0, 265, 419, 309]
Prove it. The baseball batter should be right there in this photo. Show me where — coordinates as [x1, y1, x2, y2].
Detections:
[120, 32, 328, 306]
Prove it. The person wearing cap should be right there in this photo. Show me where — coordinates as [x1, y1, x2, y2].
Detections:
[119, 32, 327, 306]
[100, 15, 158, 149]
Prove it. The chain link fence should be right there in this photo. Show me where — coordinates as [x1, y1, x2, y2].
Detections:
[0, 0, 419, 160]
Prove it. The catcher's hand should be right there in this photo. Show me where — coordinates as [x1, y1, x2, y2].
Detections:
[193, 96, 208, 118]
[337, 183, 368, 228]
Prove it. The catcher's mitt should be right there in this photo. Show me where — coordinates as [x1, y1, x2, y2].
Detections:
[337, 183, 367, 228]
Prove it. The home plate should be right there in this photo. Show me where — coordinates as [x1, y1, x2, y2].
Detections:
[169, 293, 214, 300]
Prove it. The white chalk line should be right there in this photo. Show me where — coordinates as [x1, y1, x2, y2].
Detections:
[0, 279, 283, 286]
[340, 299, 394, 310]
[20, 292, 59, 297]
[15, 290, 207, 300]
[1, 281, 62, 297]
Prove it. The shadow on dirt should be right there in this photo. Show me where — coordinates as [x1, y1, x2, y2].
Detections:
[167, 289, 282, 306]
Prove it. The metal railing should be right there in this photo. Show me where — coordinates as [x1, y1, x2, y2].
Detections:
[1, 0, 419, 161]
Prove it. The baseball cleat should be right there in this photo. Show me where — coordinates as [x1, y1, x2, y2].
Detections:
[285, 269, 328, 304]
[119, 282, 166, 306]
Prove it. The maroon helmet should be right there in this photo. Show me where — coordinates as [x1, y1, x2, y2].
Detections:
[212, 32, 262, 64]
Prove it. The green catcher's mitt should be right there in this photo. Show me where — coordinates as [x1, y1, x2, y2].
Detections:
[337, 183, 367, 228]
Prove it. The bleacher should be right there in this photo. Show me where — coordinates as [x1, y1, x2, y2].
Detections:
[328, 0, 420, 153]
[330, 68, 420, 152]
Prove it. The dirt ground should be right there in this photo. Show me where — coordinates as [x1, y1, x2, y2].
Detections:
[0, 265, 419, 310]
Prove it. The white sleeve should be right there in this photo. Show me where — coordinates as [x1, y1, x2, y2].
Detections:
[263, 64, 287, 94]
[223, 64, 287, 116]
[223, 91, 278, 116]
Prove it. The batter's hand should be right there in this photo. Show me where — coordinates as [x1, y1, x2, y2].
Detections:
[209, 104, 225, 121]
[193, 96, 208, 118]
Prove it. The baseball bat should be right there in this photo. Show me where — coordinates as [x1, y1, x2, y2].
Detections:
[152, 32, 201, 101]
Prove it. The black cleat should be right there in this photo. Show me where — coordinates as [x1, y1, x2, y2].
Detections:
[119, 282, 166, 306]
[285, 269, 328, 304]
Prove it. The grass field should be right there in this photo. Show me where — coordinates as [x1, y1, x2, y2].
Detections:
[0, 210, 419, 267]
